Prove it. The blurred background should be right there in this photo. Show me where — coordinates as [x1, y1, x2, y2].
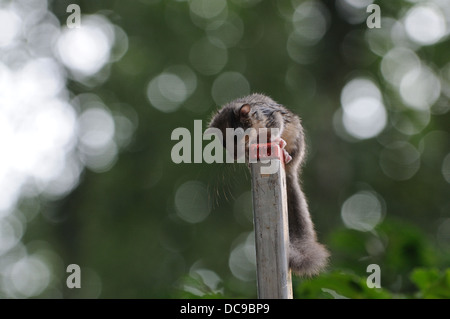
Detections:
[0, 0, 449, 298]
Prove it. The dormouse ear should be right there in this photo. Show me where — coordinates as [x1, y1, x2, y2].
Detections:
[239, 104, 251, 117]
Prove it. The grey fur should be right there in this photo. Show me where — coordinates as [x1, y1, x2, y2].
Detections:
[209, 93, 329, 277]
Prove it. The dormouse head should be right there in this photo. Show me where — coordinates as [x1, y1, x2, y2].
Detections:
[208, 93, 277, 130]
[208, 93, 277, 160]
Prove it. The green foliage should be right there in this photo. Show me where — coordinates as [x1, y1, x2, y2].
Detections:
[294, 271, 393, 299]
[410, 268, 450, 299]
[171, 216, 450, 299]
[175, 267, 450, 299]
[292, 268, 450, 299]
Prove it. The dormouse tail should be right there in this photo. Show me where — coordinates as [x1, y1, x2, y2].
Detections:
[285, 171, 329, 276]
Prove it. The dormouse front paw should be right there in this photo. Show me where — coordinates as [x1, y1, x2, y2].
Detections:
[273, 137, 292, 164]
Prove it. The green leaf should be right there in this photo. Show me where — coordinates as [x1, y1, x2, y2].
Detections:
[410, 268, 440, 291]
[410, 268, 450, 299]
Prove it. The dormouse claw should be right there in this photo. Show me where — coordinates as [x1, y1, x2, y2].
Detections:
[283, 149, 292, 164]
[273, 138, 291, 164]
[277, 138, 287, 149]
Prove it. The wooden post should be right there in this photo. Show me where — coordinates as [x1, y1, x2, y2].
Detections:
[250, 143, 293, 299]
